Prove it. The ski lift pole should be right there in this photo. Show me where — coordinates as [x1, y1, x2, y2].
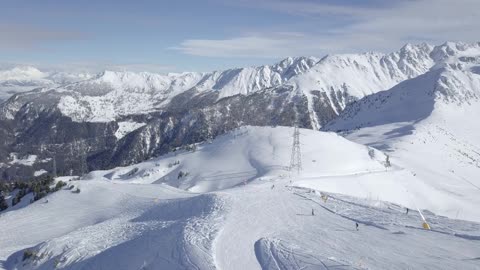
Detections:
[417, 207, 431, 230]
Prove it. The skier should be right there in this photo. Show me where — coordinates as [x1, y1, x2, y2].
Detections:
[355, 222, 359, 231]
[271, 184, 275, 189]
[311, 208, 315, 216]
[406, 208, 409, 214]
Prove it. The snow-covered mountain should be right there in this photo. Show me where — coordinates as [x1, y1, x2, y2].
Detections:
[325, 42, 480, 131]
[0, 57, 318, 122]
[10, 57, 318, 122]
[0, 42, 478, 181]
[15, 44, 435, 125]
[287, 43, 435, 128]
[197, 56, 319, 98]
[324, 42, 480, 223]
[1, 45, 437, 124]
[1, 41, 480, 269]
[0, 43, 441, 125]
[1, 126, 479, 270]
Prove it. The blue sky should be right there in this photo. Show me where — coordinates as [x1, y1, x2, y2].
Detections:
[1, 0, 478, 73]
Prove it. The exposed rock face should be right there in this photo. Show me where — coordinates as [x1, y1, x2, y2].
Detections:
[0, 86, 313, 179]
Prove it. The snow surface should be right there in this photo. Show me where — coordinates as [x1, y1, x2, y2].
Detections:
[114, 121, 146, 140]
[2, 192, 34, 215]
[7, 154, 37, 166]
[33, 170, 47, 177]
[85, 126, 389, 192]
[1, 126, 479, 269]
[324, 41, 480, 222]
[1, 42, 480, 269]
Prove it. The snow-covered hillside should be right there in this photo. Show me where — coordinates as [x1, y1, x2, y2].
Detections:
[85, 126, 389, 192]
[324, 42, 480, 222]
[84, 126, 480, 221]
[1, 126, 479, 270]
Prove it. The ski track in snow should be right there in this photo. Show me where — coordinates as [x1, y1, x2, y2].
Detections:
[214, 182, 480, 270]
[1, 175, 480, 269]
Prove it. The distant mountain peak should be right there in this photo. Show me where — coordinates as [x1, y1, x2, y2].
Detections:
[430, 41, 480, 63]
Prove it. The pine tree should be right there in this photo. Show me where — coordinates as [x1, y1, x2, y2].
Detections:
[385, 155, 391, 167]
[0, 194, 8, 211]
[54, 181, 66, 191]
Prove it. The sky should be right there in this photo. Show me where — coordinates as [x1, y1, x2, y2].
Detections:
[1, 0, 479, 73]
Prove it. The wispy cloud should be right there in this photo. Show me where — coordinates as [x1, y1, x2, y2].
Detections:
[171, 32, 329, 58]
[242, 0, 380, 17]
[101, 63, 177, 73]
[0, 24, 87, 50]
[175, 0, 480, 58]
[0, 61, 176, 74]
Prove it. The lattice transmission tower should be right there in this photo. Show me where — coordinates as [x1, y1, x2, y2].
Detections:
[52, 156, 57, 178]
[289, 125, 302, 174]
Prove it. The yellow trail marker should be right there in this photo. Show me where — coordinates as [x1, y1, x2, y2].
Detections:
[422, 222, 431, 230]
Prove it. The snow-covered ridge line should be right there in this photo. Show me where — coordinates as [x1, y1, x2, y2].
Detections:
[3, 41, 479, 124]
[60, 56, 320, 95]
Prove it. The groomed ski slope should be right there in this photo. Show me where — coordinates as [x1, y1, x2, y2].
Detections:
[2, 179, 479, 269]
[1, 126, 479, 269]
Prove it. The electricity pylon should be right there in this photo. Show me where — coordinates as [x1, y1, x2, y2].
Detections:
[289, 125, 302, 174]
[52, 156, 57, 178]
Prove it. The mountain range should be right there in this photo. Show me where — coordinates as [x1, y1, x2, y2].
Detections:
[0, 41, 479, 181]
[1, 41, 480, 270]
